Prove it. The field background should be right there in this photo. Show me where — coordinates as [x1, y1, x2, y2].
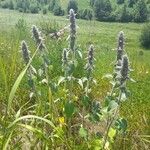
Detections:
[0, 7, 150, 149]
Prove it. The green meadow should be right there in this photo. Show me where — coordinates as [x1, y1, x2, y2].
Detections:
[0, 9, 150, 149]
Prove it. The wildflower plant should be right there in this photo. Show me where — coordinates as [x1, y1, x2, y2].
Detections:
[3, 9, 135, 150]
[102, 32, 134, 149]
[21, 41, 36, 96]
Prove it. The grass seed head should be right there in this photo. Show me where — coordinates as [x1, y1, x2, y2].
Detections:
[85, 45, 94, 71]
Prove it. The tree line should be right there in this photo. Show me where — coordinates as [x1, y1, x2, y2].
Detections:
[0, 0, 149, 22]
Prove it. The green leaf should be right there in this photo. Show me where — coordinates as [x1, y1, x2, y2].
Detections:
[77, 50, 83, 59]
[8, 115, 55, 129]
[102, 74, 113, 79]
[108, 100, 118, 112]
[64, 101, 75, 118]
[7, 48, 39, 113]
[81, 95, 90, 107]
[79, 126, 88, 138]
[108, 128, 116, 141]
[120, 93, 127, 101]
[115, 118, 127, 133]
[58, 76, 65, 85]
[18, 124, 47, 139]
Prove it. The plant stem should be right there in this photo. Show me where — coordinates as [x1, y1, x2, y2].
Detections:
[103, 91, 122, 149]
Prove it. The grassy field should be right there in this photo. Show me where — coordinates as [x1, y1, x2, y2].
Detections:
[0, 9, 150, 149]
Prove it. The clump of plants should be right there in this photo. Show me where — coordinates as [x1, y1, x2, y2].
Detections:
[1, 9, 134, 149]
[140, 23, 150, 49]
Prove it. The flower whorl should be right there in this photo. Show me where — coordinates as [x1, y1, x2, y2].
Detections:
[117, 31, 124, 50]
[21, 41, 30, 64]
[69, 9, 76, 51]
[85, 45, 94, 71]
[32, 25, 45, 50]
[116, 31, 124, 63]
[121, 55, 130, 82]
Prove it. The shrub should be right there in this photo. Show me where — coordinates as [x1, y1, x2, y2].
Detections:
[39, 19, 60, 35]
[53, 4, 64, 16]
[16, 0, 30, 12]
[42, 7, 47, 14]
[30, 4, 39, 14]
[67, 0, 78, 13]
[140, 23, 150, 49]
[1, 0, 9, 9]
[79, 8, 93, 20]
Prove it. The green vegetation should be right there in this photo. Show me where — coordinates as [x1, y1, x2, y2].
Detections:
[140, 23, 150, 49]
[0, 7, 150, 150]
[0, 0, 149, 22]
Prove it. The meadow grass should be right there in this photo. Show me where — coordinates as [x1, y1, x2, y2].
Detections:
[0, 9, 150, 149]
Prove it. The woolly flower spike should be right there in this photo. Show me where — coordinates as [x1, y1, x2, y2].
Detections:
[117, 31, 124, 50]
[32, 25, 45, 50]
[85, 45, 94, 71]
[21, 41, 30, 64]
[69, 9, 76, 51]
[117, 47, 123, 62]
[121, 55, 130, 83]
[62, 48, 68, 65]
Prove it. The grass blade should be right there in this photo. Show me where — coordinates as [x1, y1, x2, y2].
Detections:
[7, 48, 39, 113]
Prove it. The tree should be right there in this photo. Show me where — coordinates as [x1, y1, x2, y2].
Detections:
[67, 0, 78, 13]
[119, 4, 133, 22]
[9, 0, 14, 10]
[94, 0, 112, 21]
[134, 0, 148, 22]
[53, 3, 64, 16]
[48, 0, 56, 11]
[79, 9, 93, 20]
